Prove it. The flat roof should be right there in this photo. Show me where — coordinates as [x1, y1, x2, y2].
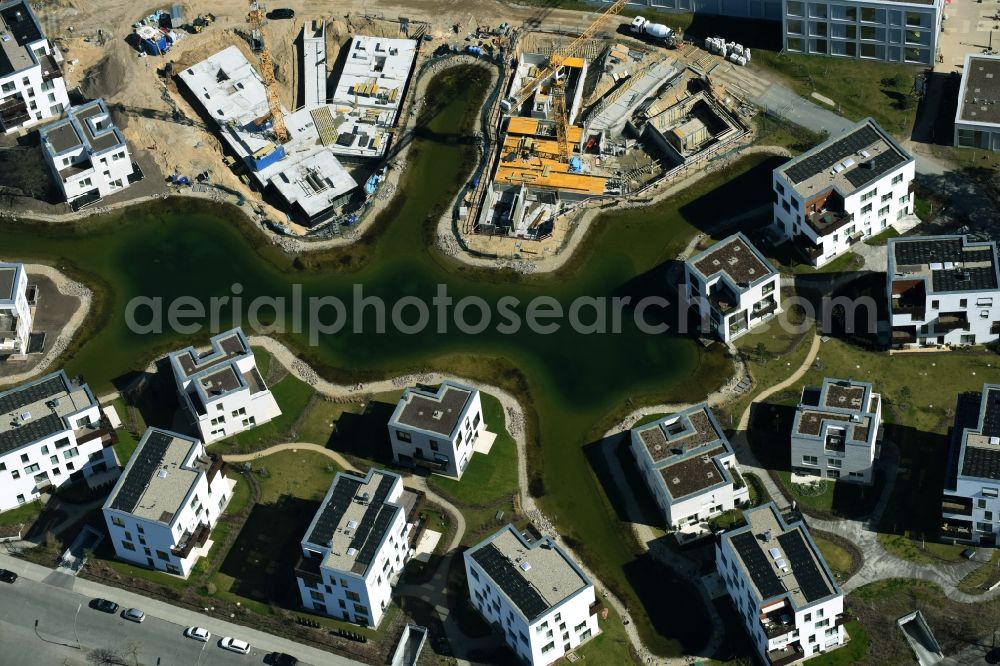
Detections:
[0, 262, 22, 302]
[391, 382, 476, 438]
[776, 118, 912, 199]
[0, 371, 96, 455]
[302, 20, 328, 109]
[169, 328, 267, 413]
[689, 232, 777, 290]
[632, 404, 737, 500]
[889, 236, 1000, 294]
[41, 99, 125, 159]
[954, 384, 1000, 481]
[795, 378, 877, 445]
[468, 524, 590, 622]
[0, 1, 43, 76]
[105, 428, 210, 523]
[303, 468, 403, 576]
[958, 54, 1000, 126]
[331, 36, 417, 119]
[171, 328, 249, 378]
[724, 503, 839, 608]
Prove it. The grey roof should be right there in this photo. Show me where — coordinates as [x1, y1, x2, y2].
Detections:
[0, 371, 96, 455]
[689, 232, 777, 289]
[41, 99, 124, 158]
[0, 1, 43, 77]
[955, 385, 1000, 482]
[0, 263, 18, 301]
[958, 55, 1000, 126]
[392, 382, 476, 437]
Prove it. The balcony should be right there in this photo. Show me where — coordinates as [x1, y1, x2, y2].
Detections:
[805, 209, 853, 236]
[936, 313, 969, 333]
[411, 451, 448, 472]
[792, 234, 823, 262]
[890, 326, 917, 347]
[0, 95, 30, 131]
[767, 641, 804, 666]
[942, 495, 973, 517]
[204, 455, 225, 485]
[171, 522, 211, 559]
[940, 518, 973, 542]
[38, 54, 64, 83]
[294, 553, 324, 588]
[751, 298, 778, 320]
[74, 419, 118, 448]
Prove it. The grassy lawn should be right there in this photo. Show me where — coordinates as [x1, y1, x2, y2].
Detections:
[427, 393, 519, 544]
[296, 398, 359, 447]
[775, 472, 880, 519]
[212, 372, 315, 453]
[958, 550, 1000, 595]
[573, 603, 635, 664]
[0, 500, 44, 527]
[802, 620, 868, 665]
[812, 534, 857, 580]
[744, 472, 770, 506]
[751, 51, 919, 136]
[755, 113, 826, 152]
[112, 429, 140, 467]
[863, 227, 900, 246]
[250, 449, 340, 503]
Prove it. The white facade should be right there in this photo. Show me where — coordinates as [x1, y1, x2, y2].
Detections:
[790, 378, 882, 484]
[887, 236, 1000, 348]
[955, 54, 1000, 151]
[388, 381, 485, 479]
[0, 370, 118, 513]
[773, 118, 915, 267]
[941, 384, 1000, 546]
[631, 404, 749, 530]
[331, 35, 417, 124]
[168, 328, 281, 444]
[0, 262, 31, 356]
[684, 232, 781, 343]
[782, 0, 943, 65]
[102, 428, 234, 577]
[295, 468, 411, 627]
[0, 0, 70, 133]
[465, 524, 599, 666]
[39, 99, 134, 204]
[716, 503, 846, 665]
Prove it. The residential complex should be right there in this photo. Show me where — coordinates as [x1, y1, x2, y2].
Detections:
[102, 428, 233, 577]
[39, 98, 135, 205]
[295, 468, 413, 627]
[387, 381, 485, 479]
[0, 0, 70, 133]
[168, 328, 281, 444]
[887, 236, 1000, 347]
[955, 54, 1000, 151]
[464, 524, 599, 666]
[630, 404, 748, 531]
[772, 118, 915, 267]
[683, 232, 781, 343]
[791, 378, 882, 484]
[942, 384, 1000, 546]
[716, 503, 846, 665]
[331, 35, 416, 125]
[0, 370, 117, 512]
[0, 261, 31, 357]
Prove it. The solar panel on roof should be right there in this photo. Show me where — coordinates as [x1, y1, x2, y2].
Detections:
[0, 375, 66, 417]
[349, 475, 394, 564]
[110, 430, 174, 514]
[731, 531, 784, 599]
[472, 543, 549, 620]
[844, 150, 906, 189]
[356, 505, 398, 567]
[932, 267, 998, 292]
[0, 412, 65, 454]
[893, 238, 965, 267]
[983, 390, 1000, 438]
[776, 530, 831, 603]
[784, 125, 880, 185]
[307, 477, 361, 546]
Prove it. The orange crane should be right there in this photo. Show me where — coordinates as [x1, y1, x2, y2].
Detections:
[248, 1, 289, 143]
[505, 0, 629, 161]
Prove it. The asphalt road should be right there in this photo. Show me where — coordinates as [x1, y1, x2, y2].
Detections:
[0, 576, 294, 666]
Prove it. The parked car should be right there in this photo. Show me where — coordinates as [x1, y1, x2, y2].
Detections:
[219, 637, 251, 654]
[90, 598, 119, 614]
[267, 8, 294, 19]
[122, 608, 145, 623]
[184, 626, 211, 642]
[266, 652, 299, 666]
[0, 569, 17, 583]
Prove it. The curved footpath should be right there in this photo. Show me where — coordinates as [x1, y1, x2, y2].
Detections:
[0, 264, 92, 387]
[241, 336, 667, 664]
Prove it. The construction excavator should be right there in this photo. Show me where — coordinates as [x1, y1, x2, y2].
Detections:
[501, 0, 630, 162]
[247, 1, 289, 144]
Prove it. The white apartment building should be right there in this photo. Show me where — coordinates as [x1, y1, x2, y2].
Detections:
[631, 403, 749, 531]
[295, 468, 412, 627]
[168, 328, 281, 444]
[0, 0, 69, 133]
[773, 118, 915, 267]
[887, 235, 1000, 348]
[39, 98, 135, 204]
[684, 233, 781, 343]
[387, 382, 485, 479]
[717, 503, 847, 665]
[102, 428, 234, 577]
[0, 261, 32, 357]
[465, 524, 600, 666]
[782, 0, 943, 65]
[331, 35, 417, 126]
[941, 384, 1000, 547]
[955, 54, 1000, 151]
[791, 378, 882, 484]
[0, 370, 118, 513]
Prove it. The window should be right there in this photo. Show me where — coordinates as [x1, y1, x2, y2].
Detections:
[986, 511, 994, 521]
[0, 463, 5, 471]
[899, 195, 909, 206]
[905, 11, 922, 26]
[861, 203, 872, 215]
[803, 455, 818, 465]
[156, 550, 170, 561]
[346, 590, 361, 602]
[804, 613, 812, 622]
[541, 642, 556, 654]
[978, 298, 994, 307]
[15, 494, 24, 505]
[310, 590, 324, 601]
[123, 531, 132, 542]
[40, 445, 49, 455]
[809, 4, 827, 18]
[827, 458, 842, 468]
[52, 468, 61, 477]
[50, 455, 58, 465]
[112, 516, 125, 527]
[67, 462, 75, 471]
[23, 463, 40, 474]
[55, 437, 70, 449]
[979, 499, 988, 509]
[861, 190, 876, 203]
[20, 454, 28, 463]
[828, 469, 841, 478]
[0, 82, 14, 93]
[787, 0, 804, 15]
[122, 541, 136, 552]
[892, 173, 904, 185]
[11, 470, 19, 479]
[817, 619, 830, 628]
[985, 488, 999, 498]
[395, 430, 412, 443]
[881, 193, 892, 203]
[63, 447, 79, 460]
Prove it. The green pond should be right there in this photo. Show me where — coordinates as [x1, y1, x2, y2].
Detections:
[1, 65, 778, 655]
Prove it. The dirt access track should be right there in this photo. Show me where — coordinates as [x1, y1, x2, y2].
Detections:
[35, 0, 618, 231]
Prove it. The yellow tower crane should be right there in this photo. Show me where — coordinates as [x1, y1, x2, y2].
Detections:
[506, 0, 629, 162]
[248, 1, 289, 144]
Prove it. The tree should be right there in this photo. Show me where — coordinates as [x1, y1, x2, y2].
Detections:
[755, 342, 768, 365]
[87, 648, 124, 666]
[898, 385, 913, 406]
